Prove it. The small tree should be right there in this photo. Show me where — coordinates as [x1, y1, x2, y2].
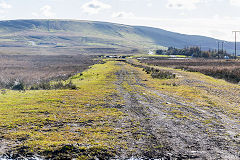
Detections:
[12, 80, 25, 90]
[156, 49, 163, 55]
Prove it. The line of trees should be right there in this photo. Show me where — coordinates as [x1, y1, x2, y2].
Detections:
[156, 47, 231, 58]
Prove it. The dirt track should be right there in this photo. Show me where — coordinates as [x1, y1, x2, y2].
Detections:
[0, 59, 239, 160]
[114, 61, 240, 159]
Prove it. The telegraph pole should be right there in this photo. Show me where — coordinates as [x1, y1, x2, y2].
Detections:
[232, 31, 240, 59]
[222, 41, 226, 57]
[222, 42, 224, 52]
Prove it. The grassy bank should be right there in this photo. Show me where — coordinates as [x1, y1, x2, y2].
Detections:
[0, 60, 126, 159]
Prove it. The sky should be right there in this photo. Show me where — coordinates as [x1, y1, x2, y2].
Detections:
[0, 0, 240, 41]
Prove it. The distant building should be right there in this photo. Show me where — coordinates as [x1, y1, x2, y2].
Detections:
[224, 56, 230, 59]
[148, 50, 154, 55]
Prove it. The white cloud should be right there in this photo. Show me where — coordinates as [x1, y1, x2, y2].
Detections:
[0, 1, 12, 17]
[81, 0, 111, 14]
[229, 0, 240, 6]
[33, 5, 55, 18]
[166, 0, 202, 10]
[113, 14, 239, 41]
[0, 1, 12, 9]
[112, 12, 135, 18]
[147, 3, 153, 7]
[40, 5, 55, 18]
[32, 12, 39, 17]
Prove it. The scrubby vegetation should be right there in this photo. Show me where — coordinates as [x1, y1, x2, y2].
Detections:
[0, 54, 97, 90]
[29, 80, 77, 90]
[156, 46, 231, 58]
[176, 66, 240, 83]
[143, 67, 176, 79]
[126, 61, 176, 79]
[140, 58, 240, 83]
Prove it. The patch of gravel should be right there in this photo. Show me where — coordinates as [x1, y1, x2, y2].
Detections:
[114, 61, 240, 159]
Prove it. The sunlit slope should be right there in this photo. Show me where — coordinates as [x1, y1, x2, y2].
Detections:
[0, 20, 162, 54]
[0, 19, 238, 54]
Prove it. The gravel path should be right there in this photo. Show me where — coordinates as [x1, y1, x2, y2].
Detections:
[115, 61, 240, 159]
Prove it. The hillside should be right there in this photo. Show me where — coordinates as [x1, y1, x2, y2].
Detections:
[0, 19, 238, 55]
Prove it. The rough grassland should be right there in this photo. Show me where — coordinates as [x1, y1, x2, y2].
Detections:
[0, 60, 126, 159]
[0, 58, 240, 159]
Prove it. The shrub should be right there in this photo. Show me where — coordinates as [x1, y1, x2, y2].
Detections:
[30, 80, 77, 90]
[38, 82, 51, 90]
[140, 59, 240, 83]
[12, 82, 24, 90]
[3, 79, 25, 90]
[52, 81, 64, 89]
[64, 81, 77, 90]
[151, 70, 176, 79]
[143, 67, 175, 79]
[12, 81, 25, 90]
[52, 81, 77, 90]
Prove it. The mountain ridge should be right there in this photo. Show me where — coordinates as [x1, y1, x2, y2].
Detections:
[0, 19, 238, 55]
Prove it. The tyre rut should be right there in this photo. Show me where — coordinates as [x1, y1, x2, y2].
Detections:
[114, 61, 240, 160]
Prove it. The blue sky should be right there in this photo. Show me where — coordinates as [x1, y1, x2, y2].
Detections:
[0, 0, 240, 41]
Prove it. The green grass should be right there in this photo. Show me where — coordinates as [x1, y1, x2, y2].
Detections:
[129, 59, 240, 118]
[175, 55, 188, 58]
[0, 60, 126, 159]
